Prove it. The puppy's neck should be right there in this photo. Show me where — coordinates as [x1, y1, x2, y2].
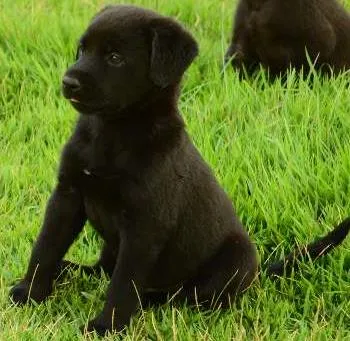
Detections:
[104, 83, 181, 123]
[90, 83, 185, 150]
[81, 84, 185, 177]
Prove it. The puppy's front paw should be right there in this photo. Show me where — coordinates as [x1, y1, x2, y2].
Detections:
[10, 280, 51, 305]
[10, 281, 31, 304]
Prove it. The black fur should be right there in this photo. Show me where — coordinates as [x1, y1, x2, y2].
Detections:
[10, 5, 258, 335]
[267, 217, 350, 277]
[10, 5, 350, 336]
[225, 0, 350, 76]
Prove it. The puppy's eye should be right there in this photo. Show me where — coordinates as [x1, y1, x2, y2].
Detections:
[107, 52, 124, 66]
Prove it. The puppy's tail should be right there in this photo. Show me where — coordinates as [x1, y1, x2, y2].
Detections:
[266, 217, 350, 278]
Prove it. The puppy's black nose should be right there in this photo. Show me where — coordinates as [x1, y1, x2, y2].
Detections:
[62, 75, 81, 92]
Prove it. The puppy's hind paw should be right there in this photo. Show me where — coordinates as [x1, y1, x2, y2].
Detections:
[81, 316, 125, 337]
[80, 318, 111, 337]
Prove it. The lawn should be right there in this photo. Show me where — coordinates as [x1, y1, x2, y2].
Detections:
[1, 0, 350, 340]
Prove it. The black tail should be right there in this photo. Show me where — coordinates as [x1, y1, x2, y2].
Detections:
[266, 217, 350, 278]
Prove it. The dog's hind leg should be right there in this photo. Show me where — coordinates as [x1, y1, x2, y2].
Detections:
[137, 233, 258, 310]
[179, 232, 258, 309]
[140, 291, 171, 307]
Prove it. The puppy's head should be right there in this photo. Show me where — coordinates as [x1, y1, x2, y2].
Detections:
[62, 5, 198, 116]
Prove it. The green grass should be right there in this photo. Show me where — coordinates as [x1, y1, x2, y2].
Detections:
[1, 0, 350, 339]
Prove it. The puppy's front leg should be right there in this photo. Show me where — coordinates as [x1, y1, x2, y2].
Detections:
[84, 229, 164, 336]
[10, 183, 86, 304]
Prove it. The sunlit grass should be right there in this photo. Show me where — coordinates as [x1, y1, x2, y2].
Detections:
[1, 0, 350, 339]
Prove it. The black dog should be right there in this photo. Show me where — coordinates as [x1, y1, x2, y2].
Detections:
[226, 0, 350, 76]
[10, 5, 350, 336]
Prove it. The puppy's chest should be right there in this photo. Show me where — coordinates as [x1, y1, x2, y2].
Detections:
[77, 138, 147, 238]
[77, 135, 138, 200]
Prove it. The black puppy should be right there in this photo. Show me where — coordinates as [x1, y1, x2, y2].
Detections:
[10, 5, 350, 336]
[226, 0, 350, 76]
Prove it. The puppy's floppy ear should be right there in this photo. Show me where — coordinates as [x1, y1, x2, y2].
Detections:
[149, 18, 199, 88]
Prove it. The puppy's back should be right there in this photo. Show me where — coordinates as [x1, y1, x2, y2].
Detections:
[226, 0, 350, 75]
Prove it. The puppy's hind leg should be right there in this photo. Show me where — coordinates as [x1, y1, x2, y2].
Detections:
[181, 231, 258, 309]
[140, 291, 171, 307]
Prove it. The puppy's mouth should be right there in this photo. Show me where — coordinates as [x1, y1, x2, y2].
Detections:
[62, 90, 116, 115]
[63, 92, 86, 106]
[68, 98, 93, 111]
[68, 97, 90, 110]
[70, 98, 80, 103]
[66, 96, 108, 115]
